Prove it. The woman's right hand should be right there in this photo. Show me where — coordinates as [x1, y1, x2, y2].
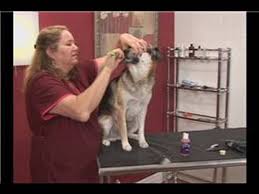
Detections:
[104, 48, 125, 72]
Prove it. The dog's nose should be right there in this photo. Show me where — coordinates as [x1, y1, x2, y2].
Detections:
[124, 56, 139, 64]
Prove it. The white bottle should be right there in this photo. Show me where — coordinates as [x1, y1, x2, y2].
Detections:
[196, 46, 202, 58]
[179, 45, 185, 57]
[184, 46, 188, 58]
[202, 48, 207, 58]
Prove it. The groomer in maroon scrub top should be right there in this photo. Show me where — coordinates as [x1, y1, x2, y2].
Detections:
[24, 25, 147, 183]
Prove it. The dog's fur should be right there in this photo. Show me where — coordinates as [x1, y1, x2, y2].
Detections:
[98, 47, 160, 151]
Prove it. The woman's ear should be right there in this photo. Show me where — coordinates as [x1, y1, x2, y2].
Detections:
[46, 47, 55, 59]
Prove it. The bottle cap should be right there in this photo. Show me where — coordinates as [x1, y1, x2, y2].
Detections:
[219, 150, 226, 155]
[183, 132, 189, 140]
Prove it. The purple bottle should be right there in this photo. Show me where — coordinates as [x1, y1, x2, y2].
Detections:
[180, 132, 191, 156]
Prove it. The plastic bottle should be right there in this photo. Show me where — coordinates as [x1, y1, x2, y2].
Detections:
[174, 47, 179, 57]
[180, 132, 191, 156]
[188, 44, 195, 57]
[179, 45, 185, 57]
[184, 46, 190, 58]
[202, 48, 207, 58]
[196, 45, 202, 58]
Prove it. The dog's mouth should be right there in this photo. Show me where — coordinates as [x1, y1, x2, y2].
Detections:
[123, 48, 140, 64]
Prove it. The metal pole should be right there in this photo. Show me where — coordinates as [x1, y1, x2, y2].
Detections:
[212, 168, 218, 183]
[107, 176, 111, 183]
[99, 175, 104, 183]
[216, 48, 222, 128]
[225, 48, 231, 128]
[175, 55, 179, 132]
[222, 167, 227, 183]
[167, 47, 171, 132]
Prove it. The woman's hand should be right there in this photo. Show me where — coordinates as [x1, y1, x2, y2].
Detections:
[119, 33, 148, 54]
[104, 48, 125, 72]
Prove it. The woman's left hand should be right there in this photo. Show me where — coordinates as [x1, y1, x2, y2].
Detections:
[119, 33, 148, 54]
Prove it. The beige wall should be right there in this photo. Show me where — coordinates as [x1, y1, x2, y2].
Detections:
[172, 12, 246, 183]
[174, 11, 246, 130]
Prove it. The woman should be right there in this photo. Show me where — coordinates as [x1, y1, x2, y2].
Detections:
[24, 25, 147, 183]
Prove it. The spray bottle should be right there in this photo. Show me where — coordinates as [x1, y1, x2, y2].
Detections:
[180, 132, 191, 156]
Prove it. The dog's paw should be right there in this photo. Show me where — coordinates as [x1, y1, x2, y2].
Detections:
[102, 139, 111, 146]
[122, 143, 132, 151]
[139, 140, 149, 148]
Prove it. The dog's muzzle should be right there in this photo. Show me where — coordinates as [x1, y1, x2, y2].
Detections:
[123, 48, 139, 64]
[123, 47, 161, 64]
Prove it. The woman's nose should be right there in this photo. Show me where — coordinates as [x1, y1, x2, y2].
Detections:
[73, 43, 79, 51]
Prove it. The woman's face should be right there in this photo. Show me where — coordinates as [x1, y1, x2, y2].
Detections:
[50, 30, 79, 73]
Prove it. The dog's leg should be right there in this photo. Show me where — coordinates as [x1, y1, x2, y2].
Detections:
[137, 94, 152, 148]
[115, 106, 132, 151]
[128, 119, 139, 134]
[128, 118, 139, 141]
[98, 115, 113, 146]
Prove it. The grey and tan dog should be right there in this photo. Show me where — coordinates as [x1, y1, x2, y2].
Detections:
[98, 47, 161, 151]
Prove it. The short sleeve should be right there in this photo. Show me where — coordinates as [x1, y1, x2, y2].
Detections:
[110, 62, 127, 81]
[77, 59, 127, 84]
[28, 72, 73, 121]
[77, 60, 98, 85]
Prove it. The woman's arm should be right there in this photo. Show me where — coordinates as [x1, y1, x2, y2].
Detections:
[49, 49, 124, 122]
[95, 33, 148, 73]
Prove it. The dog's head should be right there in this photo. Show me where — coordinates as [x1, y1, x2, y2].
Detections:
[123, 47, 161, 65]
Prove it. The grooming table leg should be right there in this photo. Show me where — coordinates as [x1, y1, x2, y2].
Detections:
[213, 168, 218, 183]
[99, 175, 104, 183]
[221, 167, 227, 183]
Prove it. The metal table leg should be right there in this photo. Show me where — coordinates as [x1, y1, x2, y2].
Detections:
[221, 167, 227, 183]
[99, 175, 104, 183]
[213, 168, 218, 183]
[172, 171, 178, 183]
[107, 176, 111, 183]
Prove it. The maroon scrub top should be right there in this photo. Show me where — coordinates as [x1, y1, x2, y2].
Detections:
[25, 60, 126, 183]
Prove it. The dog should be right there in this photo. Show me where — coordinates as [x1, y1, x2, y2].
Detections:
[98, 47, 161, 151]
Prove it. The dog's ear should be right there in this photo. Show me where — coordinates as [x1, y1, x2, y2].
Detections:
[147, 47, 161, 61]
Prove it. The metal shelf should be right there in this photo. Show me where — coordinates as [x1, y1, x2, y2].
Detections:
[167, 55, 229, 61]
[168, 47, 231, 52]
[166, 46, 231, 132]
[167, 110, 227, 124]
[167, 83, 228, 93]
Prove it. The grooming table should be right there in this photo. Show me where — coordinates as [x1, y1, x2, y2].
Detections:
[97, 128, 246, 183]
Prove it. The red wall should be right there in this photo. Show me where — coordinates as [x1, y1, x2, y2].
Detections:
[13, 12, 174, 183]
[13, 67, 31, 183]
[38, 12, 94, 62]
